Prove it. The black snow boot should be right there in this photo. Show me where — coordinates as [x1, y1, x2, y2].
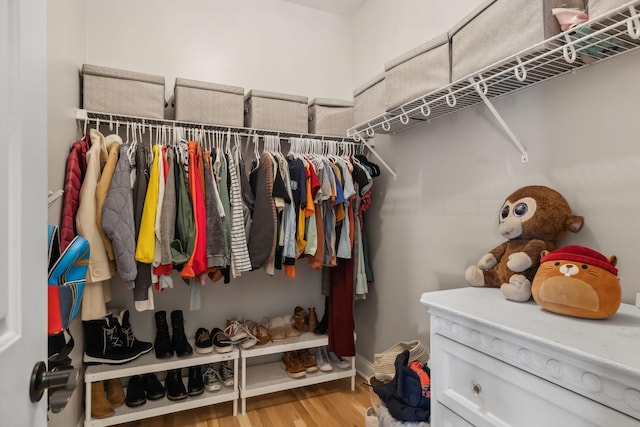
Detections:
[117, 308, 153, 357]
[83, 315, 142, 365]
[170, 310, 193, 357]
[154, 311, 173, 359]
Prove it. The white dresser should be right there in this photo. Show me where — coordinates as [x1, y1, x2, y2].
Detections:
[420, 287, 640, 427]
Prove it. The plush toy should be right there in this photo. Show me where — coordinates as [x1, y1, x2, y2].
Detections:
[465, 185, 584, 302]
[532, 245, 621, 319]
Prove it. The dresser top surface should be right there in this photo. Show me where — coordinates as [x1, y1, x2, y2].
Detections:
[421, 287, 640, 373]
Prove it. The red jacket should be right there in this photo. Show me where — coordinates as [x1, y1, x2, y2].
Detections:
[60, 136, 89, 251]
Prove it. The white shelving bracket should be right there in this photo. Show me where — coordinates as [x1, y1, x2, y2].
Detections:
[470, 77, 528, 163]
[361, 136, 398, 181]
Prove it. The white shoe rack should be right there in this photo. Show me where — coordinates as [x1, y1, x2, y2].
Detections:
[238, 332, 357, 414]
[83, 343, 239, 427]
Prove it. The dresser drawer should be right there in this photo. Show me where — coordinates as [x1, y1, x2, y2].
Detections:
[432, 401, 473, 427]
[432, 334, 637, 427]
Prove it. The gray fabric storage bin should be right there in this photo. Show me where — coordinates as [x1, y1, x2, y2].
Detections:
[588, 0, 630, 19]
[353, 73, 386, 126]
[82, 64, 165, 119]
[174, 78, 244, 126]
[308, 98, 354, 136]
[384, 33, 450, 112]
[450, 0, 585, 82]
[244, 90, 308, 133]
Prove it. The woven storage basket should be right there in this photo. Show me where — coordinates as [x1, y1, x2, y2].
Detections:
[384, 33, 450, 113]
[449, 0, 585, 82]
[353, 73, 386, 126]
[374, 340, 429, 381]
[308, 98, 354, 136]
[82, 64, 165, 119]
[244, 90, 308, 133]
[174, 78, 244, 126]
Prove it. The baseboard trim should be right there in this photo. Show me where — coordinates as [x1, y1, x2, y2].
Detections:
[355, 353, 375, 382]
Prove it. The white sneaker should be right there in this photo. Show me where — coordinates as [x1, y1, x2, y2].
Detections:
[312, 346, 333, 372]
[328, 349, 351, 369]
[219, 361, 234, 387]
[203, 364, 221, 392]
[224, 320, 248, 343]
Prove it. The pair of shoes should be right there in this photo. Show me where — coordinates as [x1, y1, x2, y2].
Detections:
[203, 364, 222, 392]
[125, 372, 166, 407]
[281, 350, 317, 378]
[211, 327, 233, 353]
[292, 306, 317, 332]
[91, 381, 115, 419]
[245, 319, 272, 346]
[225, 319, 259, 349]
[328, 349, 352, 369]
[311, 346, 333, 372]
[166, 369, 188, 401]
[194, 328, 213, 354]
[83, 310, 153, 365]
[219, 361, 234, 387]
[154, 310, 193, 358]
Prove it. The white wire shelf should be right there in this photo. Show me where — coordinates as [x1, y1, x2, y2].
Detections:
[348, 1, 640, 140]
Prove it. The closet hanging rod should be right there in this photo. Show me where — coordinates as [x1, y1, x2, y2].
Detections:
[76, 109, 398, 180]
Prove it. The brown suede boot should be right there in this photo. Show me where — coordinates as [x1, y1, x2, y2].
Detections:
[281, 351, 306, 379]
[105, 378, 125, 408]
[91, 381, 115, 419]
[308, 307, 317, 333]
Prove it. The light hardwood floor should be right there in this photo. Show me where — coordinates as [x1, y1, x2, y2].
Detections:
[114, 376, 373, 427]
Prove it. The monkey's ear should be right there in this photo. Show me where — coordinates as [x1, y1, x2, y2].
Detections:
[566, 215, 584, 233]
[541, 250, 550, 258]
[608, 255, 617, 268]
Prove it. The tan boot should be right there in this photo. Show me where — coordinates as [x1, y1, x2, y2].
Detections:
[91, 381, 115, 419]
[308, 307, 317, 333]
[281, 351, 306, 379]
[105, 378, 125, 408]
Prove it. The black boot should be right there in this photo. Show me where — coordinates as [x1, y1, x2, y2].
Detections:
[170, 310, 193, 357]
[83, 315, 141, 365]
[154, 311, 173, 358]
[125, 375, 146, 408]
[314, 297, 329, 335]
[187, 366, 204, 396]
[166, 369, 187, 401]
[117, 309, 153, 357]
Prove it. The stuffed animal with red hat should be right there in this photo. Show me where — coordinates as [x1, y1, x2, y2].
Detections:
[532, 245, 621, 319]
[465, 185, 584, 302]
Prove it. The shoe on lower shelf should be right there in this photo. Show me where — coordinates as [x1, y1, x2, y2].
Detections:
[328, 349, 352, 369]
[282, 351, 306, 379]
[91, 381, 115, 419]
[105, 378, 125, 408]
[203, 364, 222, 392]
[142, 372, 165, 400]
[298, 349, 318, 373]
[166, 369, 187, 401]
[194, 327, 213, 354]
[311, 346, 333, 372]
[125, 375, 146, 408]
[219, 361, 234, 387]
[188, 365, 204, 396]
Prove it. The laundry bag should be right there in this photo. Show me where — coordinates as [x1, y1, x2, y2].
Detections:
[244, 90, 308, 133]
[384, 33, 450, 113]
[308, 98, 354, 136]
[81, 64, 166, 118]
[353, 72, 386, 127]
[449, 0, 585, 82]
[174, 78, 244, 126]
[374, 340, 429, 381]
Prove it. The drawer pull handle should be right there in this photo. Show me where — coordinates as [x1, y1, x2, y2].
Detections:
[471, 382, 482, 395]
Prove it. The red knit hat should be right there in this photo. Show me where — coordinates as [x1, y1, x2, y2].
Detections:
[541, 245, 618, 276]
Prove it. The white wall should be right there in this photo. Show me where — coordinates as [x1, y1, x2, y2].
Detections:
[352, 1, 640, 365]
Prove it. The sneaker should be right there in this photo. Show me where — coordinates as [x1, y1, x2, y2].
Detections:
[298, 349, 318, 373]
[224, 319, 248, 343]
[327, 349, 351, 369]
[219, 361, 234, 387]
[238, 322, 259, 350]
[311, 346, 333, 372]
[194, 327, 213, 354]
[211, 327, 233, 353]
[203, 364, 221, 392]
[281, 351, 306, 379]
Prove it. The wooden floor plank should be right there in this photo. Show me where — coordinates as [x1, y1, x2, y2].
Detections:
[113, 376, 371, 427]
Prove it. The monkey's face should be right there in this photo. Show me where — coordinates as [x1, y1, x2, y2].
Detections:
[498, 196, 537, 239]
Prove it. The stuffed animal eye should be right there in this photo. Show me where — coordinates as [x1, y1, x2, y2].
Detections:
[554, 262, 560, 266]
[581, 264, 588, 269]
[513, 202, 528, 217]
[500, 205, 509, 219]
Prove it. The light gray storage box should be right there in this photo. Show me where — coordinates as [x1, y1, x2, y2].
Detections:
[588, 0, 631, 19]
[353, 73, 386, 126]
[244, 90, 308, 133]
[308, 98, 354, 136]
[174, 78, 244, 126]
[450, 0, 585, 82]
[81, 64, 165, 119]
[384, 33, 450, 113]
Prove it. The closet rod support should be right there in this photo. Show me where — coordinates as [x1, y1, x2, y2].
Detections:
[361, 137, 397, 181]
[470, 78, 528, 163]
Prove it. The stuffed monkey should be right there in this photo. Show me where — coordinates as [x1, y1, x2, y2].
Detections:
[465, 185, 584, 302]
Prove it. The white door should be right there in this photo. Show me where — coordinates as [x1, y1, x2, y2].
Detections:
[0, 0, 48, 425]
